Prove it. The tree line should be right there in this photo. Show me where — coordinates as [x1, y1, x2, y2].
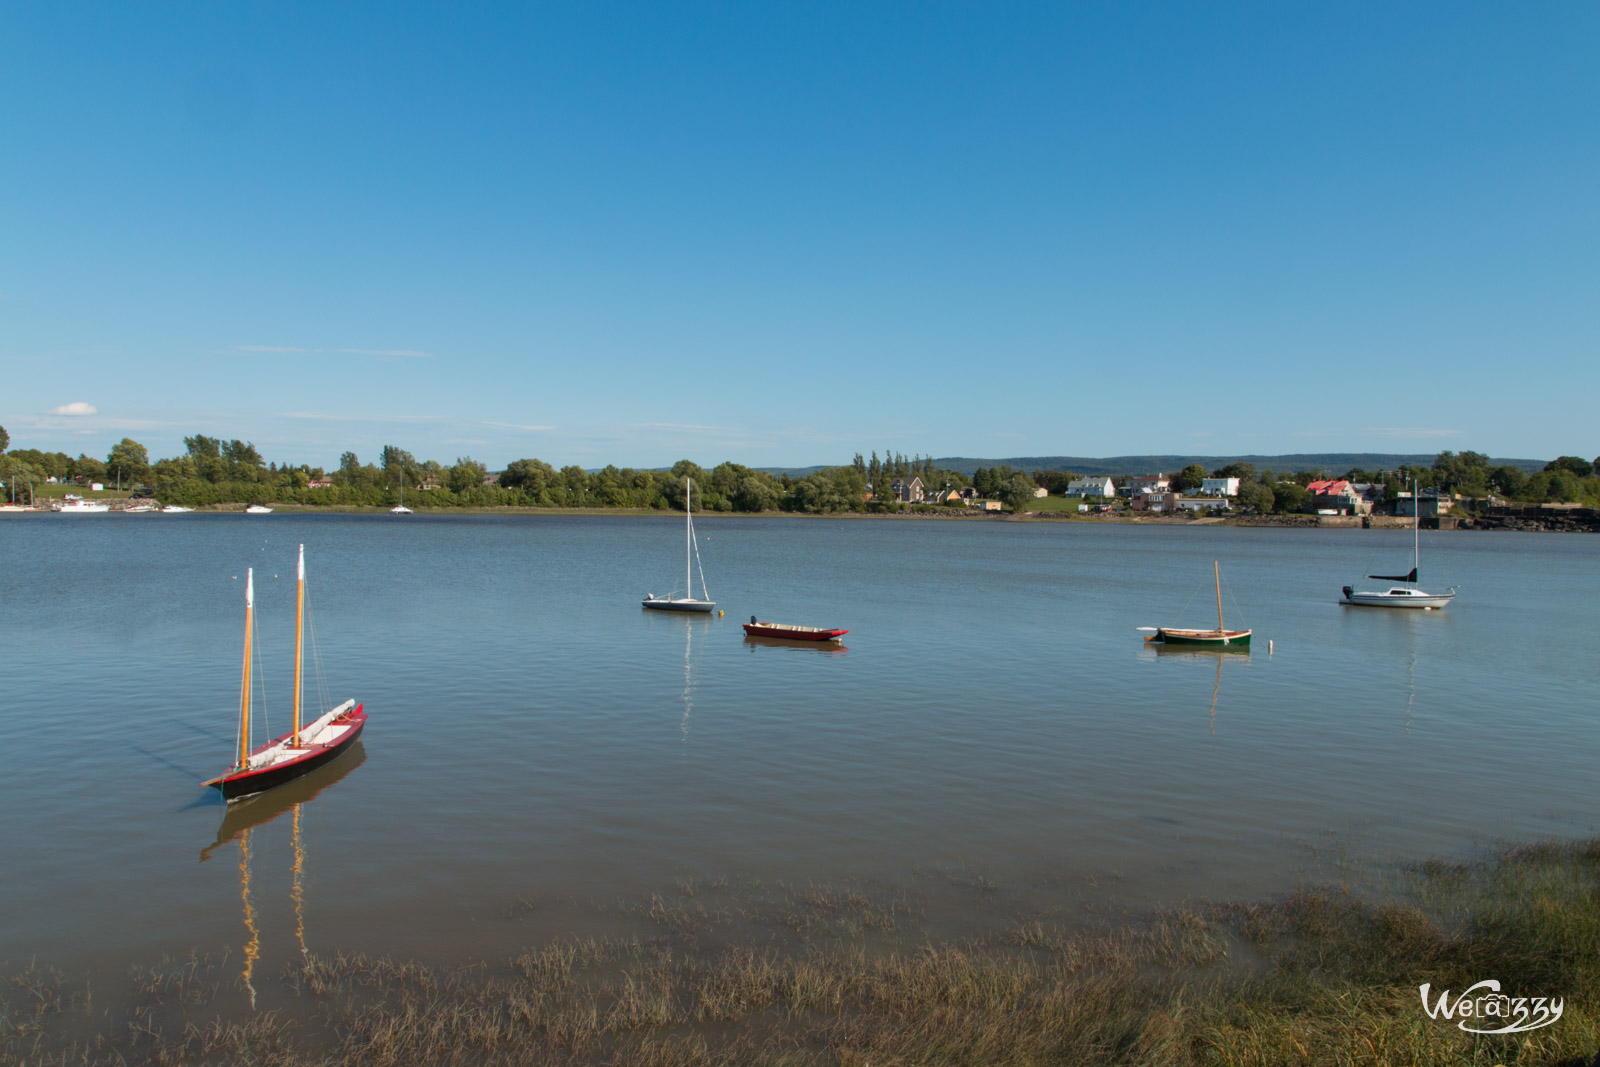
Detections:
[1, 425, 1596, 512]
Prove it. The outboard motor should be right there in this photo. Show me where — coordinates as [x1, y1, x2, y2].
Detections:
[1341, 586, 1353, 601]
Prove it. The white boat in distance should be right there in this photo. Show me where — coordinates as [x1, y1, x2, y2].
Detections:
[390, 480, 412, 514]
[245, 504, 274, 514]
[1342, 482, 1456, 610]
[161, 505, 192, 513]
[642, 477, 716, 613]
[58, 498, 110, 514]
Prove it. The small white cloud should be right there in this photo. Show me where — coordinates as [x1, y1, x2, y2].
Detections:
[1367, 427, 1461, 439]
[50, 401, 98, 416]
[485, 421, 556, 432]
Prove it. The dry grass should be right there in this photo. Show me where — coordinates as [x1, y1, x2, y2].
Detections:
[6, 839, 1600, 1065]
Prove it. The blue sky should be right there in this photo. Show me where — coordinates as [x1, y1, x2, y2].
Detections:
[3, 2, 1595, 470]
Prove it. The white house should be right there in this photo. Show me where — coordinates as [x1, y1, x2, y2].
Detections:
[1200, 477, 1240, 497]
[1031, 486, 1049, 498]
[1122, 473, 1170, 497]
[1065, 476, 1116, 497]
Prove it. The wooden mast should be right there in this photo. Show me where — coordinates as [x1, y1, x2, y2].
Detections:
[292, 543, 305, 746]
[1214, 560, 1224, 635]
[238, 568, 254, 768]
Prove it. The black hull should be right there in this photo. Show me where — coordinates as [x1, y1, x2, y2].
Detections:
[215, 720, 366, 803]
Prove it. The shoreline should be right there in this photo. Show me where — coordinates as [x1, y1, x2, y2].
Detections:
[5, 835, 1595, 1065]
[7, 502, 1594, 531]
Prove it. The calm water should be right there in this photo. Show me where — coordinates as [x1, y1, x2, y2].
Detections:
[2, 513, 1597, 977]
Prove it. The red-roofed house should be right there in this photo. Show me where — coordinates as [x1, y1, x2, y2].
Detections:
[1306, 479, 1369, 515]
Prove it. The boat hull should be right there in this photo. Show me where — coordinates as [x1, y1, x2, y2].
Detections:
[1341, 589, 1454, 609]
[742, 623, 848, 641]
[208, 706, 366, 803]
[1152, 628, 1252, 647]
[642, 598, 715, 613]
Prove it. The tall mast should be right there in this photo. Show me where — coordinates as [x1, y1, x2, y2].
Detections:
[293, 544, 305, 746]
[685, 477, 692, 600]
[1214, 560, 1224, 634]
[239, 569, 254, 768]
[1413, 477, 1420, 581]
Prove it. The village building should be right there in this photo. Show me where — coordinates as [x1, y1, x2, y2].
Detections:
[1122, 473, 1170, 497]
[1131, 491, 1177, 512]
[888, 476, 925, 503]
[1306, 479, 1369, 515]
[1065, 476, 1116, 497]
[1395, 489, 1453, 518]
[1199, 477, 1239, 497]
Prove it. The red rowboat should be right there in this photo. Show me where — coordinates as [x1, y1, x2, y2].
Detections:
[742, 618, 849, 642]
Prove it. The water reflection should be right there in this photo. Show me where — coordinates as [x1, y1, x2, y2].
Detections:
[742, 635, 849, 656]
[200, 744, 364, 999]
[1145, 644, 1250, 733]
[642, 613, 714, 748]
[200, 744, 366, 860]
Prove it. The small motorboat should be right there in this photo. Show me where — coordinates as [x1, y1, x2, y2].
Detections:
[742, 617, 849, 642]
[244, 504, 274, 514]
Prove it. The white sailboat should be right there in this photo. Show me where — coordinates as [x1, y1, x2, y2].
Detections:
[390, 478, 412, 515]
[642, 477, 716, 613]
[1342, 482, 1456, 609]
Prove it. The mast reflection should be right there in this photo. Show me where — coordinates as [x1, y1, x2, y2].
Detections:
[1150, 643, 1247, 733]
[202, 743, 365, 995]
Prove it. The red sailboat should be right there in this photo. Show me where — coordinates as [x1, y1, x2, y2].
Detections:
[202, 545, 367, 803]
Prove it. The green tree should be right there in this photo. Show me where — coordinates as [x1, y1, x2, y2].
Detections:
[1272, 482, 1309, 513]
[0, 424, 8, 453]
[71, 453, 106, 484]
[734, 475, 781, 512]
[998, 473, 1037, 512]
[501, 458, 555, 494]
[1486, 466, 1526, 497]
[106, 438, 150, 485]
[1213, 462, 1256, 482]
[1236, 481, 1274, 513]
[448, 457, 488, 494]
[185, 435, 222, 459]
[1545, 455, 1594, 478]
[1172, 464, 1208, 492]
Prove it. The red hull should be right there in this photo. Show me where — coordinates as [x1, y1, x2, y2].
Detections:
[742, 623, 848, 641]
[207, 704, 367, 802]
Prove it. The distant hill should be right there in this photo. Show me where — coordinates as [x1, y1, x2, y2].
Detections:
[763, 453, 1549, 478]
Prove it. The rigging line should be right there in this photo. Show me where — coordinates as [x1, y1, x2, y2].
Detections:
[305, 587, 332, 717]
[690, 516, 711, 602]
[251, 601, 270, 749]
[1221, 569, 1248, 629]
[1174, 581, 1201, 625]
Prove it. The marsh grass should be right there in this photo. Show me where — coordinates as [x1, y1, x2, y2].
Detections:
[6, 838, 1600, 1065]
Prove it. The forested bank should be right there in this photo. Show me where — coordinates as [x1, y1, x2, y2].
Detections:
[2, 425, 1597, 514]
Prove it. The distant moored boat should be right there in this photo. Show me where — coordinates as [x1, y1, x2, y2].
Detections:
[642, 477, 716, 613]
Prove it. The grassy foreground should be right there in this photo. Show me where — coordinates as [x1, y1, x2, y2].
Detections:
[5, 839, 1599, 1066]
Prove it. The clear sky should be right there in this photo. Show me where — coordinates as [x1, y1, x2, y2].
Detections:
[3, 3, 1595, 470]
